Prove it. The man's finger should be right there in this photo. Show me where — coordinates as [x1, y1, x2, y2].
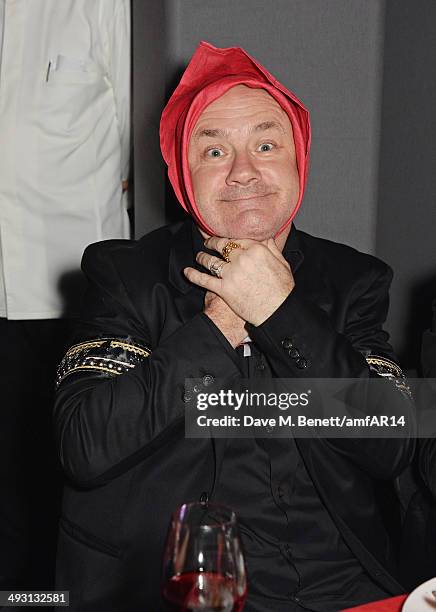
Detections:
[184, 267, 222, 292]
[196, 252, 229, 277]
[196, 251, 218, 270]
[264, 238, 288, 264]
[204, 236, 252, 255]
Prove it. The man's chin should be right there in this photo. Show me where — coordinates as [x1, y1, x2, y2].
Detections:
[233, 230, 273, 241]
[199, 212, 289, 240]
[222, 220, 279, 241]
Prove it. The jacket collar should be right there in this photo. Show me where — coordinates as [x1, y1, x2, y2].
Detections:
[168, 220, 197, 295]
[283, 224, 304, 274]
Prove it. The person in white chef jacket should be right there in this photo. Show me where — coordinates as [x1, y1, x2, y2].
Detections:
[0, 0, 131, 589]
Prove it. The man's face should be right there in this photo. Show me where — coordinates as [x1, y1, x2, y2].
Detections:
[188, 85, 299, 240]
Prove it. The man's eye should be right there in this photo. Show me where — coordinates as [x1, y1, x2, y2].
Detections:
[258, 143, 274, 152]
[206, 148, 223, 158]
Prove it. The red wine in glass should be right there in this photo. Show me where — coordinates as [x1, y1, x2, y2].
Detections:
[162, 503, 247, 611]
[163, 572, 247, 611]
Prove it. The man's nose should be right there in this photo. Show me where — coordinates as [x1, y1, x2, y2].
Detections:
[226, 150, 261, 186]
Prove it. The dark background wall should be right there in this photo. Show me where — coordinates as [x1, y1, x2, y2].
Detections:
[376, 1, 436, 369]
[133, 0, 436, 369]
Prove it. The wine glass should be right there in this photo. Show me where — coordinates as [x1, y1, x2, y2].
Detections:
[162, 502, 247, 611]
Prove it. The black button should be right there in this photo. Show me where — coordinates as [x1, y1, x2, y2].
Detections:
[183, 391, 192, 402]
[199, 491, 209, 504]
[281, 338, 293, 349]
[288, 347, 300, 359]
[193, 385, 201, 393]
[256, 362, 265, 371]
[202, 374, 214, 386]
[296, 358, 308, 369]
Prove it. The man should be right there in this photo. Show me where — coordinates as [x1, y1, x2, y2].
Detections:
[54, 42, 413, 610]
[0, 0, 130, 589]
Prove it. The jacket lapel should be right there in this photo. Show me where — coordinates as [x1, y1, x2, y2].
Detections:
[290, 228, 334, 316]
[168, 220, 206, 324]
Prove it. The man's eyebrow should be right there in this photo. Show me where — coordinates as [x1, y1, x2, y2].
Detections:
[194, 128, 227, 140]
[193, 121, 285, 140]
[253, 120, 285, 134]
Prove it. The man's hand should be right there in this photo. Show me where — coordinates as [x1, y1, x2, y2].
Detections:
[184, 236, 295, 326]
[204, 291, 248, 348]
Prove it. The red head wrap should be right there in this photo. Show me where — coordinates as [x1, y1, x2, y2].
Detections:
[160, 41, 311, 237]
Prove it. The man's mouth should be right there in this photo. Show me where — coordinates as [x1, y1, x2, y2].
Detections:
[220, 193, 275, 203]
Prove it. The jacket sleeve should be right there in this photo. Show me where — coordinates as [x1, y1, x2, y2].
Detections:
[248, 261, 415, 479]
[54, 243, 241, 488]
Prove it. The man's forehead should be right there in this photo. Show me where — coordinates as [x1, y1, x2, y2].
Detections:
[193, 84, 290, 129]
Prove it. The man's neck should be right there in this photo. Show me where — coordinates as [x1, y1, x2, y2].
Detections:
[274, 223, 292, 252]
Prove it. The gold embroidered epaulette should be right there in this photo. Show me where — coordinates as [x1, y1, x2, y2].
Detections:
[365, 354, 412, 399]
[56, 337, 151, 387]
[365, 355, 403, 378]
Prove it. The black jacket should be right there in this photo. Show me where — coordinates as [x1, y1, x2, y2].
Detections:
[54, 220, 414, 610]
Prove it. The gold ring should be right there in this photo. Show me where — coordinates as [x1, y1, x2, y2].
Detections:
[222, 241, 241, 263]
